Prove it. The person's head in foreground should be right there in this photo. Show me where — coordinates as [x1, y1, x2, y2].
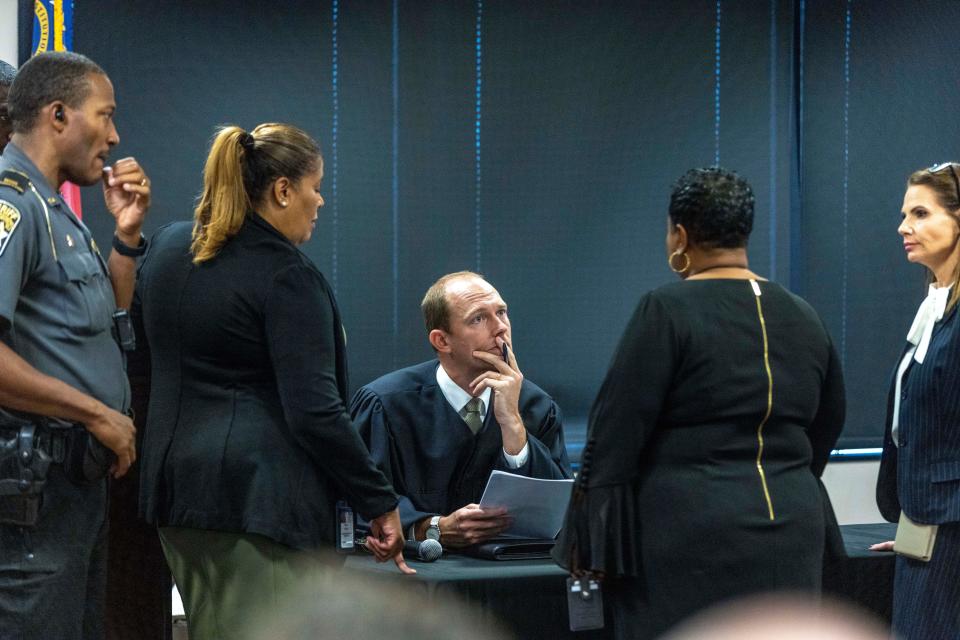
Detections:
[661, 593, 889, 640]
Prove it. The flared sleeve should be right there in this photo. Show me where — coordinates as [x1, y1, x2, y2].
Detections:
[553, 291, 680, 576]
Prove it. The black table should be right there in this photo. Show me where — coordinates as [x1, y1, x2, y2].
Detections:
[823, 522, 897, 622]
[345, 523, 897, 639]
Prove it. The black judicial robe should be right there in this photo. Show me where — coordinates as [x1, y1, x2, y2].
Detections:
[351, 360, 572, 531]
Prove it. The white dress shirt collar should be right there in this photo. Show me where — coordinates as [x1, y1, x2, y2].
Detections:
[435, 362, 529, 467]
[436, 363, 491, 418]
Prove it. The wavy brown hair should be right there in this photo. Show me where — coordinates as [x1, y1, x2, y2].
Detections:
[908, 165, 960, 312]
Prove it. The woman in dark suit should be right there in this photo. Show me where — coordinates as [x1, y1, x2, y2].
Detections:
[554, 167, 845, 639]
[873, 163, 960, 639]
[134, 123, 410, 640]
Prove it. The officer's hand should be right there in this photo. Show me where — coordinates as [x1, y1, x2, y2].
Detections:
[103, 157, 150, 243]
[85, 406, 136, 478]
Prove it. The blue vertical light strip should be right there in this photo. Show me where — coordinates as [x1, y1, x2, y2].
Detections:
[841, 1, 851, 366]
[331, 0, 339, 294]
[798, 0, 805, 176]
[474, 0, 483, 272]
[768, 0, 777, 282]
[713, 0, 721, 166]
[798, 0, 805, 157]
[789, 0, 806, 295]
[391, 0, 400, 368]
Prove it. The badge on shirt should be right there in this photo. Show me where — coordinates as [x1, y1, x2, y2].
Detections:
[0, 200, 22, 258]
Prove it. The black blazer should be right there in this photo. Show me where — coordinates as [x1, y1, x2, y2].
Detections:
[878, 305, 960, 525]
[133, 216, 397, 549]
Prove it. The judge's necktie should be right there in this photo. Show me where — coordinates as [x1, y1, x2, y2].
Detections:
[463, 397, 484, 434]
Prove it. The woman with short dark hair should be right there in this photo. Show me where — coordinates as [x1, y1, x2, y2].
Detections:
[555, 167, 845, 639]
[134, 123, 410, 640]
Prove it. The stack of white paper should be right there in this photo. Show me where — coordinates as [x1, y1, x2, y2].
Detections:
[478, 470, 574, 539]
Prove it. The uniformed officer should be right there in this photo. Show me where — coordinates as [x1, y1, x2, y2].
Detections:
[0, 59, 14, 153]
[0, 52, 149, 639]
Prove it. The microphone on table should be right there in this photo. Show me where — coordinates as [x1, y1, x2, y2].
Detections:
[404, 538, 443, 562]
[356, 536, 443, 562]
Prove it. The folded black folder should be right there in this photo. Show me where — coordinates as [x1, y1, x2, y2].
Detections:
[461, 538, 556, 561]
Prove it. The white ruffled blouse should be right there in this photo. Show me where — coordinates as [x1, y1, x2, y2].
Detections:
[892, 284, 953, 447]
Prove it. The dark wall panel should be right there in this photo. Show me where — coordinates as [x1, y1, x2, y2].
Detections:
[67, 1, 933, 448]
[800, 0, 960, 446]
[335, 0, 399, 385]
[395, 1, 478, 370]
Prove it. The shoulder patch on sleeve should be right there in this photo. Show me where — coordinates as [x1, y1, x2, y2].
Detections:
[0, 170, 30, 195]
[0, 200, 23, 258]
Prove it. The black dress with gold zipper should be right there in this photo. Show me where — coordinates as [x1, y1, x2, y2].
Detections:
[553, 279, 845, 640]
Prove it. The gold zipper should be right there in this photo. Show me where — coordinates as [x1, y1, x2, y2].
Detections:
[750, 279, 775, 520]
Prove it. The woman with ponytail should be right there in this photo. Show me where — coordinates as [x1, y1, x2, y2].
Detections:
[133, 123, 411, 640]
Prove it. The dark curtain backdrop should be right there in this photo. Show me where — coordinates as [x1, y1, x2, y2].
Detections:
[798, 1, 960, 447]
[18, 0, 951, 449]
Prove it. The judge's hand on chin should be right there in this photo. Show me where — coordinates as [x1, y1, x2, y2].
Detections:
[366, 508, 416, 574]
[470, 338, 527, 454]
[438, 503, 511, 548]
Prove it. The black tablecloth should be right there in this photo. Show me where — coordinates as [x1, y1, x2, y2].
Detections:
[345, 523, 897, 639]
[345, 552, 605, 639]
[823, 522, 897, 622]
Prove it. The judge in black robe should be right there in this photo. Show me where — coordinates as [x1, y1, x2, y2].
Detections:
[351, 272, 572, 546]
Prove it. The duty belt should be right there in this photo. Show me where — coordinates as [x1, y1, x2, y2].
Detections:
[0, 422, 68, 464]
[0, 421, 52, 527]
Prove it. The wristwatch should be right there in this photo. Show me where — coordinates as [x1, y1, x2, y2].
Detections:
[425, 515, 441, 541]
[112, 233, 147, 258]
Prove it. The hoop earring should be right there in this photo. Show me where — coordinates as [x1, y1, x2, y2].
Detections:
[668, 250, 690, 274]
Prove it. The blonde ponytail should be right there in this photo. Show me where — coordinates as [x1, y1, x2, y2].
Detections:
[191, 126, 253, 263]
[191, 122, 322, 262]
